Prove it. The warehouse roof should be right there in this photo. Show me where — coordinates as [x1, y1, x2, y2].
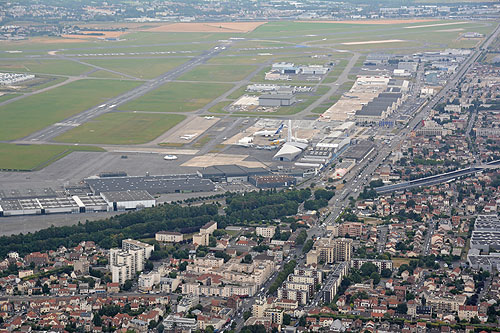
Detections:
[85, 175, 215, 194]
[101, 190, 154, 202]
[198, 165, 269, 178]
[259, 94, 294, 100]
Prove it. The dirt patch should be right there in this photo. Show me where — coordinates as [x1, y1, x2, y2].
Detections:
[296, 19, 434, 25]
[61, 30, 127, 40]
[144, 21, 267, 33]
[404, 22, 468, 29]
[436, 28, 465, 32]
[3, 37, 84, 45]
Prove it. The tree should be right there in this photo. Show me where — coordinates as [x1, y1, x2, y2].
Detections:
[42, 283, 50, 294]
[396, 303, 408, 314]
[243, 310, 252, 320]
[370, 272, 381, 285]
[242, 254, 253, 264]
[283, 313, 291, 325]
[360, 262, 378, 277]
[298, 316, 306, 327]
[381, 268, 392, 278]
[144, 260, 154, 271]
[179, 261, 188, 271]
[205, 325, 215, 333]
[122, 280, 133, 291]
[93, 313, 102, 327]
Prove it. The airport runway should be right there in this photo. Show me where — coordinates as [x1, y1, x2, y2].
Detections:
[19, 45, 227, 143]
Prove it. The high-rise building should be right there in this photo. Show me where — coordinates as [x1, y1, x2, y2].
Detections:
[306, 237, 352, 265]
[109, 239, 154, 284]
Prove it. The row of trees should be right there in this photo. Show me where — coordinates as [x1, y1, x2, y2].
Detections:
[0, 189, 313, 257]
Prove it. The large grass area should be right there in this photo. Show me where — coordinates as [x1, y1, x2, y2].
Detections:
[84, 57, 191, 79]
[0, 93, 20, 103]
[0, 143, 104, 171]
[54, 112, 186, 145]
[0, 59, 91, 76]
[0, 79, 140, 141]
[177, 64, 257, 82]
[119, 81, 233, 112]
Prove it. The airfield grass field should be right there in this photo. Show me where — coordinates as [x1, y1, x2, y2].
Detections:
[0, 59, 91, 76]
[0, 143, 104, 171]
[54, 112, 186, 145]
[119, 81, 233, 112]
[0, 19, 497, 170]
[177, 64, 258, 82]
[87, 70, 129, 79]
[84, 57, 191, 79]
[0, 94, 20, 103]
[0, 79, 140, 141]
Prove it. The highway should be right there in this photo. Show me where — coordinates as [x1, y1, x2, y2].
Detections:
[20, 45, 227, 143]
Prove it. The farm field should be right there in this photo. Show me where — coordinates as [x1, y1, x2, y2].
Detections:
[119, 81, 233, 113]
[177, 64, 258, 82]
[54, 112, 186, 145]
[84, 57, 191, 79]
[0, 143, 104, 171]
[0, 79, 140, 141]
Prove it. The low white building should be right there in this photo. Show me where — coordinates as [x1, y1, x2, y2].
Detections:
[156, 231, 183, 243]
[101, 190, 155, 211]
[256, 226, 276, 239]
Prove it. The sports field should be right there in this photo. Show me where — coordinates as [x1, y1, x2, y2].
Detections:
[0, 79, 140, 141]
[177, 64, 258, 82]
[119, 81, 233, 112]
[54, 112, 186, 145]
[0, 143, 104, 171]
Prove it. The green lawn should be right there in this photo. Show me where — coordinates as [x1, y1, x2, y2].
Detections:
[0, 59, 91, 76]
[177, 64, 257, 82]
[119, 81, 233, 112]
[54, 112, 186, 145]
[207, 55, 274, 65]
[0, 143, 104, 171]
[0, 79, 140, 141]
[0, 93, 20, 103]
[84, 57, 191, 79]
[208, 101, 232, 114]
[87, 70, 129, 79]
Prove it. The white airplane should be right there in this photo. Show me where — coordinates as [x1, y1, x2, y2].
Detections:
[180, 133, 197, 140]
[254, 123, 284, 137]
[164, 155, 178, 160]
[204, 116, 214, 120]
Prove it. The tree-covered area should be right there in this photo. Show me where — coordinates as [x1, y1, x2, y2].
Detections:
[0, 189, 309, 257]
[268, 260, 297, 295]
[224, 189, 311, 222]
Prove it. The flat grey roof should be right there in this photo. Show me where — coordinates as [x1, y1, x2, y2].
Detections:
[101, 190, 154, 202]
[0, 188, 57, 200]
[85, 175, 215, 194]
[259, 94, 294, 100]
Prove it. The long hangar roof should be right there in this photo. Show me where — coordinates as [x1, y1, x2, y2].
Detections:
[85, 175, 215, 194]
